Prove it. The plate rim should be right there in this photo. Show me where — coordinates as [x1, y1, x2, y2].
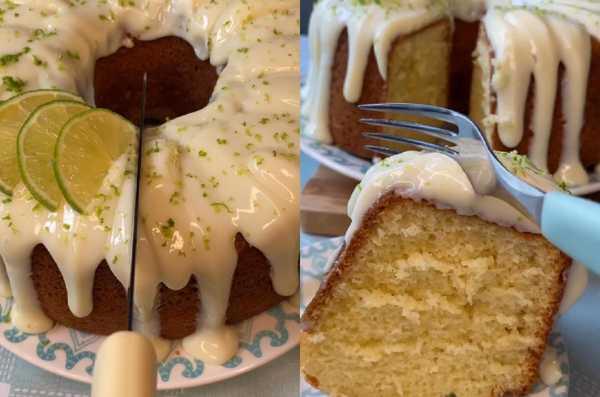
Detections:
[0, 298, 299, 390]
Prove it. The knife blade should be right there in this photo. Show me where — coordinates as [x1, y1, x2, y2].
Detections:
[127, 72, 147, 331]
[91, 73, 157, 397]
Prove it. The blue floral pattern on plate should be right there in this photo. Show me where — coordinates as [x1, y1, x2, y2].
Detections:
[0, 297, 299, 390]
[300, 237, 570, 397]
[301, 136, 370, 181]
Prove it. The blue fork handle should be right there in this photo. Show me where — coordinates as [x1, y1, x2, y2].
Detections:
[541, 191, 600, 275]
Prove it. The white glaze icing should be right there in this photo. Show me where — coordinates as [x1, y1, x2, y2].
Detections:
[0, 0, 299, 364]
[539, 346, 562, 386]
[303, 0, 599, 186]
[558, 261, 588, 315]
[483, 5, 593, 187]
[346, 151, 540, 243]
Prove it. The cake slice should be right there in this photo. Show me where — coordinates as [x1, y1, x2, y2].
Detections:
[301, 152, 571, 397]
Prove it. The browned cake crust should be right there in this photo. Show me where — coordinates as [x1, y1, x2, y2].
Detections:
[448, 20, 481, 115]
[328, 27, 390, 159]
[479, 26, 600, 172]
[27, 37, 289, 338]
[94, 36, 218, 125]
[32, 234, 286, 339]
[302, 194, 571, 396]
[328, 20, 479, 159]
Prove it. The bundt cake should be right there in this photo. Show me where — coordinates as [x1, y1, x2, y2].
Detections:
[302, 0, 600, 187]
[301, 151, 574, 397]
[0, 0, 299, 364]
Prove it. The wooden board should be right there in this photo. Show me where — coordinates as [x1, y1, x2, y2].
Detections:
[301, 166, 357, 236]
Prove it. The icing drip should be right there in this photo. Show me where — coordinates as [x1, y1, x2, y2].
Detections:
[558, 261, 588, 315]
[302, 0, 451, 143]
[301, 0, 485, 143]
[303, 0, 599, 186]
[539, 346, 562, 386]
[484, 7, 592, 186]
[449, 0, 487, 22]
[345, 151, 540, 244]
[0, 0, 299, 364]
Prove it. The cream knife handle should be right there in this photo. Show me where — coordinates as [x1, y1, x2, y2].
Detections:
[91, 331, 157, 397]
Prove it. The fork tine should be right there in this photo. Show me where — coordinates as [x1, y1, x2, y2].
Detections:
[360, 118, 457, 143]
[364, 132, 459, 157]
[358, 103, 458, 124]
[364, 145, 401, 157]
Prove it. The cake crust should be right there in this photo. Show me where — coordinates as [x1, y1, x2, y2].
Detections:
[302, 193, 571, 397]
[32, 234, 286, 339]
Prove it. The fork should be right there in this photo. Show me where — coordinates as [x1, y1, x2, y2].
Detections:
[359, 102, 600, 275]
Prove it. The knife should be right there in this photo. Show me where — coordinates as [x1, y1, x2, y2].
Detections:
[91, 73, 158, 397]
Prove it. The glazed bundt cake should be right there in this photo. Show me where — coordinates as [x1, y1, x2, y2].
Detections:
[0, 0, 299, 364]
[302, 0, 600, 187]
[301, 151, 572, 397]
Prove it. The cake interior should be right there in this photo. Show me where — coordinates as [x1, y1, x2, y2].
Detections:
[302, 197, 568, 397]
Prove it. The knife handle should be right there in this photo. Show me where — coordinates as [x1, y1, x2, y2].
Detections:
[91, 331, 157, 397]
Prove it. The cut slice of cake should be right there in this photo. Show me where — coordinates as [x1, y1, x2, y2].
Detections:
[301, 151, 571, 397]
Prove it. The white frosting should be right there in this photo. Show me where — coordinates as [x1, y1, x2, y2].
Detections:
[483, 5, 593, 187]
[346, 151, 540, 243]
[558, 261, 588, 315]
[450, 0, 487, 22]
[539, 346, 562, 386]
[303, 0, 599, 186]
[0, 0, 299, 364]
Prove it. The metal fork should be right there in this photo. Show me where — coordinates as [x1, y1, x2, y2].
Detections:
[359, 102, 600, 274]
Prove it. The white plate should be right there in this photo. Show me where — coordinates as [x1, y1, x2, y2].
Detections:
[300, 237, 570, 397]
[0, 297, 299, 389]
[301, 136, 600, 196]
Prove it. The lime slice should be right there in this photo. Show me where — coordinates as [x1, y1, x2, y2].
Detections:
[17, 100, 90, 211]
[0, 89, 82, 195]
[54, 109, 137, 214]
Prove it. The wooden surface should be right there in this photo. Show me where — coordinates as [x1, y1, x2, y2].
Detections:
[301, 166, 357, 236]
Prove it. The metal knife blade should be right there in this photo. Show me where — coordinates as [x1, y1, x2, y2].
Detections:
[126, 72, 147, 331]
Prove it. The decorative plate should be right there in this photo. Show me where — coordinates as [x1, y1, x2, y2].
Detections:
[0, 297, 299, 389]
[300, 237, 570, 397]
[301, 136, 600, 197]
